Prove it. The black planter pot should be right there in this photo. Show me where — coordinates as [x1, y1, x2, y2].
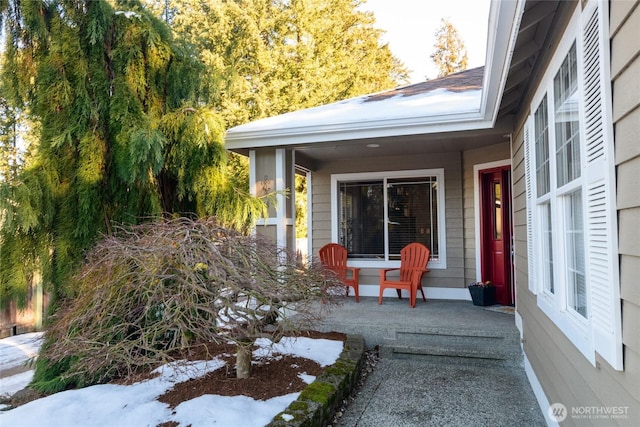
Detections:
[469, 286, 496, 306]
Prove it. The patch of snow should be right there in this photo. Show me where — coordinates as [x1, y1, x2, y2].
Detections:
[0, 333, 344, 427]
[0, 332, 43, 372]
[281, 413, 295, 421]
[114, 11, 140, 19]
[0, 370, 34, 396]
[298, 372, 316, 384]
[254, 336, 343, 367]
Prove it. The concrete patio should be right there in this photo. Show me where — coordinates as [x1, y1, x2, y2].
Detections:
[316, 297, 547, 426]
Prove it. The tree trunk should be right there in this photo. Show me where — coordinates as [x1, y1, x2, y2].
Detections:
[236, 343, 252, 379]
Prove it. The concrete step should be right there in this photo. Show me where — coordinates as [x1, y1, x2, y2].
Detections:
[379, 327, 523, 366]
[395, 327, 520, 345]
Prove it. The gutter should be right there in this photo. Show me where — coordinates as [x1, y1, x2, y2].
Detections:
[225, 112, 493, 149]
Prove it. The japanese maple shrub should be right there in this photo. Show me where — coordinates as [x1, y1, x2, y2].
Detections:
[31, 217, 343, 394]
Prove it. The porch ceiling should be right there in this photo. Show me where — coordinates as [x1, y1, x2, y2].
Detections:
[291, 117, 514, 170]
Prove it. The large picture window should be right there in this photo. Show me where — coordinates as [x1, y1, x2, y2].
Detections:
[332, 170, 445, 268]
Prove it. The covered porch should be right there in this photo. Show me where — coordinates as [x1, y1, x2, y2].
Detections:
[223, 1, 534, 306]
[313, 297, 546, 426]
[226, 67, 517, 306]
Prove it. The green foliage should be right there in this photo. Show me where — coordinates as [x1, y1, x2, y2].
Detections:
[298, 381, 336, 405]
[0, 55, 39, 183]
[295, 174, 307, 239]
[149, 0, 410, 127]
[0, 0, 271, 309]
[430, 18, 469, 78]
[31, 217, 343, 394]
[1, 0, 408, 311]
[31, 351, 81, 395]
[0, 92, 20, 182]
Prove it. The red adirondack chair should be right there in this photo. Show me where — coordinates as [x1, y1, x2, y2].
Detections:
[378, 243, 430, 308]
[319, 243, 360, 302]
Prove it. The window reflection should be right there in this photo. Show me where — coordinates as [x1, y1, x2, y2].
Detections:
[337, 176, 439, 261]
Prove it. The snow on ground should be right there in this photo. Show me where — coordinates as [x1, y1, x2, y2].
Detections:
[0, 333, 343, 427]
[0, 332, 43, 372]
[1, 371, 35, 398]
[0, 332, 44, 399]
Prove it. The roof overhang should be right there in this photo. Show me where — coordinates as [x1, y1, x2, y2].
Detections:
[480, 0, 525, 121]
[225, 0, 526, 152]
[227, 109, 489, 149]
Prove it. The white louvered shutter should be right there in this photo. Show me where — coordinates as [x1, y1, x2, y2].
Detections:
[523, 117, 537, 294]
[581, 0, 623, 371]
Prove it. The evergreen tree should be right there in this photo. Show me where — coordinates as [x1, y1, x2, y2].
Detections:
[0, 87, 21, 183]
[144, 0, 410, 127]
[0, 0, 265, 308]
[0, 0, 409, 311]
[430, 18, 469, 78]
[145, 0, 409, 243]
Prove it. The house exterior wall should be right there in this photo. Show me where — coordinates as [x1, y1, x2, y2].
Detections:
[610, 0, 640, 413]
[512, 1, 640, 423]
[310, 150, 468, 297]
[461, 142, 511, 286]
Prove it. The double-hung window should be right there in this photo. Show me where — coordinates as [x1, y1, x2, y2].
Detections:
[331, 169, 446, 268]
[533, 42, 586, 320]
[524, 1, 622, 370]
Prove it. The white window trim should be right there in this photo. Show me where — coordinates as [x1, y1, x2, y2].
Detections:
[473, 159, 511, 282]
[530, 5, 593, 364]
[331, 169, 447, 269]
[526, 1, 622, 370]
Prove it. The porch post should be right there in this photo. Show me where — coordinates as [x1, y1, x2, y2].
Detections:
[249, 148, 296, 252]
[34, 269, 43, 330]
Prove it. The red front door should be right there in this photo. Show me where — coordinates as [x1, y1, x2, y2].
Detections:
[480, 168, 513, 306]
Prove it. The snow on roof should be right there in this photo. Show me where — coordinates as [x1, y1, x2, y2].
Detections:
[226, 67, 484, 139]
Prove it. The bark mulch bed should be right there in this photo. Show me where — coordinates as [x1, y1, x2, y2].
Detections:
[157, 330, 347, 409]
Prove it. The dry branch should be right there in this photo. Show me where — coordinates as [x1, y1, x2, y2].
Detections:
[32, 217, 343, 391]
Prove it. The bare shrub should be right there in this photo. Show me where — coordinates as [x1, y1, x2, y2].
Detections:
[31, 217, 343, 393]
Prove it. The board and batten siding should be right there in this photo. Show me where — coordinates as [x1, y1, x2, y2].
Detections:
[512, 1, 640, 423]
[310, 150, 465, 290]
[461, 142, 511, 286]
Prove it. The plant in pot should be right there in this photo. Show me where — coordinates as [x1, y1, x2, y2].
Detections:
[468, 281, 496, 306]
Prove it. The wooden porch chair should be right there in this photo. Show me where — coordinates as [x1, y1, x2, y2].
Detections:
[378, 243, 430, 308]
[319, 243, 360, 302]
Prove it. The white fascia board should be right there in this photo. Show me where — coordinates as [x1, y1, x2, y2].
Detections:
[481, 0, 526, 122]
[226, 112, 492, 149]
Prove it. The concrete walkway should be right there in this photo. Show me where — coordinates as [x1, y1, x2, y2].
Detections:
[316, 297, 546, 427]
